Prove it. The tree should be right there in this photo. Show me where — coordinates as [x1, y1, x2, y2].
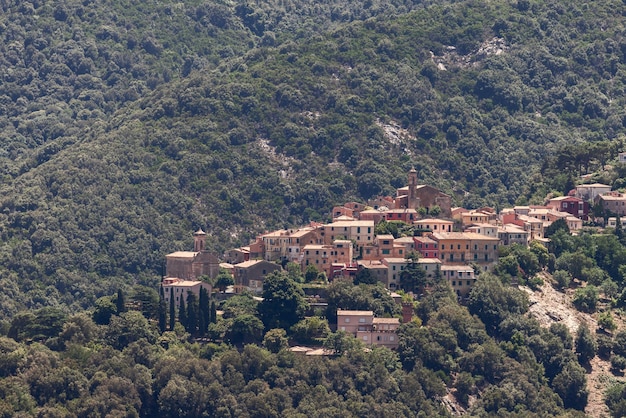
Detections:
[214, 271, 234, 293]
[544, 218, 570, 238]
[598, 311, 617, 332]
[467, 273, 529, 333]
[575, 324, 596, 364]
[158, 287, 167, 334]
[258, 271, 308, 330]
[304, 264, 320, 283]
[572, 286, 598, 312]
[400, 253, 428, 294]
[93, 296, 117, 325]
[263, 328, 288, 353]
[116, 288, 127, 314]
[552, 270, 571, 290]
[552, 361, 588, 410]
[169, 288, 175, 331]
[209, 300, 217, 324]
[198, 287, 210, 336]
[290, 317, 331, 344]
[132, 286, 159, 320]
[323, 331, 362, 356]
[178, 295, 187, 331]
[605, 382, 626, 417]
[185, 292, 198, 335]
[354, 268, 378, 285]
[226, 314, 264, 344]
[286, 261, 304, 283]
[105, 311, 157, 350]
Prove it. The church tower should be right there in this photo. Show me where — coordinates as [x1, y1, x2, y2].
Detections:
[193, 228, 207, 252]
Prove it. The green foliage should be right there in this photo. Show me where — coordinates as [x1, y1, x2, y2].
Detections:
[574, 324, 596, 364]
[353, 268, 379, 285]
[262, 328, 289, 353]
[290, 316, 331, 345]
[605, 382, 626, 417]
[399, 254, 429, 294]
[610, 355, 626, 373]
[597, 311, 617, 332]
[214, 273, 235, 294]
[325, 281, 399, 323]
[552, 361, 588, 410]
[552, 270, 571, 290]
[258, 271, 308, 330]
[467, 273, 529, 333]
[572, 286, 599, 313]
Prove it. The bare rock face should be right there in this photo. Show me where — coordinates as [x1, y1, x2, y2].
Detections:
[431, 37, 509, 71]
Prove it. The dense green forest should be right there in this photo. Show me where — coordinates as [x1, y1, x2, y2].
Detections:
[1, 0, 626, 414]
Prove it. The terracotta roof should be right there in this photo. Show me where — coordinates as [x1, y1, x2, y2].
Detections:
[327, 220, 374, 227]
[337, 310, 374, 316]
[376, 234, 395, 240]
[166, 251, 198, 258]
[234, 259, 272, 268]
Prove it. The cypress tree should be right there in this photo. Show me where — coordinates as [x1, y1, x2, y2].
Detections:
[199, 287, 210, 336]
[169, 287, 175, 330]
[116, 288, 126, 314]
[210, 300, 217, 324]
[179, 294, 187, 330]
[186, 292, 198, 335]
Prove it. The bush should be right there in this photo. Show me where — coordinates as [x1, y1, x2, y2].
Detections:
[572, 286, 598, 313]
[552, 270, 571, 290]
[610, 355, 626, 373]
[597, 334, 614, 359]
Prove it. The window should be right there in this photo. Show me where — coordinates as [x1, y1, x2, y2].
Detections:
[363, 336, 368, 341]
[452, 281, 456, 286]
[390, 336, 395, 342]
[467, 280, 471, 286]
[359, 318, 366, 323]
[345, 318, 351, 323]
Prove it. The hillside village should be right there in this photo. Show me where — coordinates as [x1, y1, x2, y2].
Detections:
[159, 168, 625, 350]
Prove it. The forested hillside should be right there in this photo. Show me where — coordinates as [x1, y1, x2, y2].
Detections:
[3, 0, 626, 416]
[0, 0, 626, 318]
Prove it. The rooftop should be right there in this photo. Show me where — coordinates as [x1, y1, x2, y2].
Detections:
[166, 251, 198, 258]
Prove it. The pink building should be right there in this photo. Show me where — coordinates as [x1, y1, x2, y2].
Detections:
[336, 310, 400, 349]
[546, 196, 589, 220]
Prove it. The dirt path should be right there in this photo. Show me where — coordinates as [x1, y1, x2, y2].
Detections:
[521, 274, 625, 418]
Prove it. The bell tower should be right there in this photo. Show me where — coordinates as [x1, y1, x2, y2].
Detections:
[193, 228, 207, 252]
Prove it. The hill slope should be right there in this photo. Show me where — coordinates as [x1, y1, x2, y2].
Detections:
[3, 0, 626, 314]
